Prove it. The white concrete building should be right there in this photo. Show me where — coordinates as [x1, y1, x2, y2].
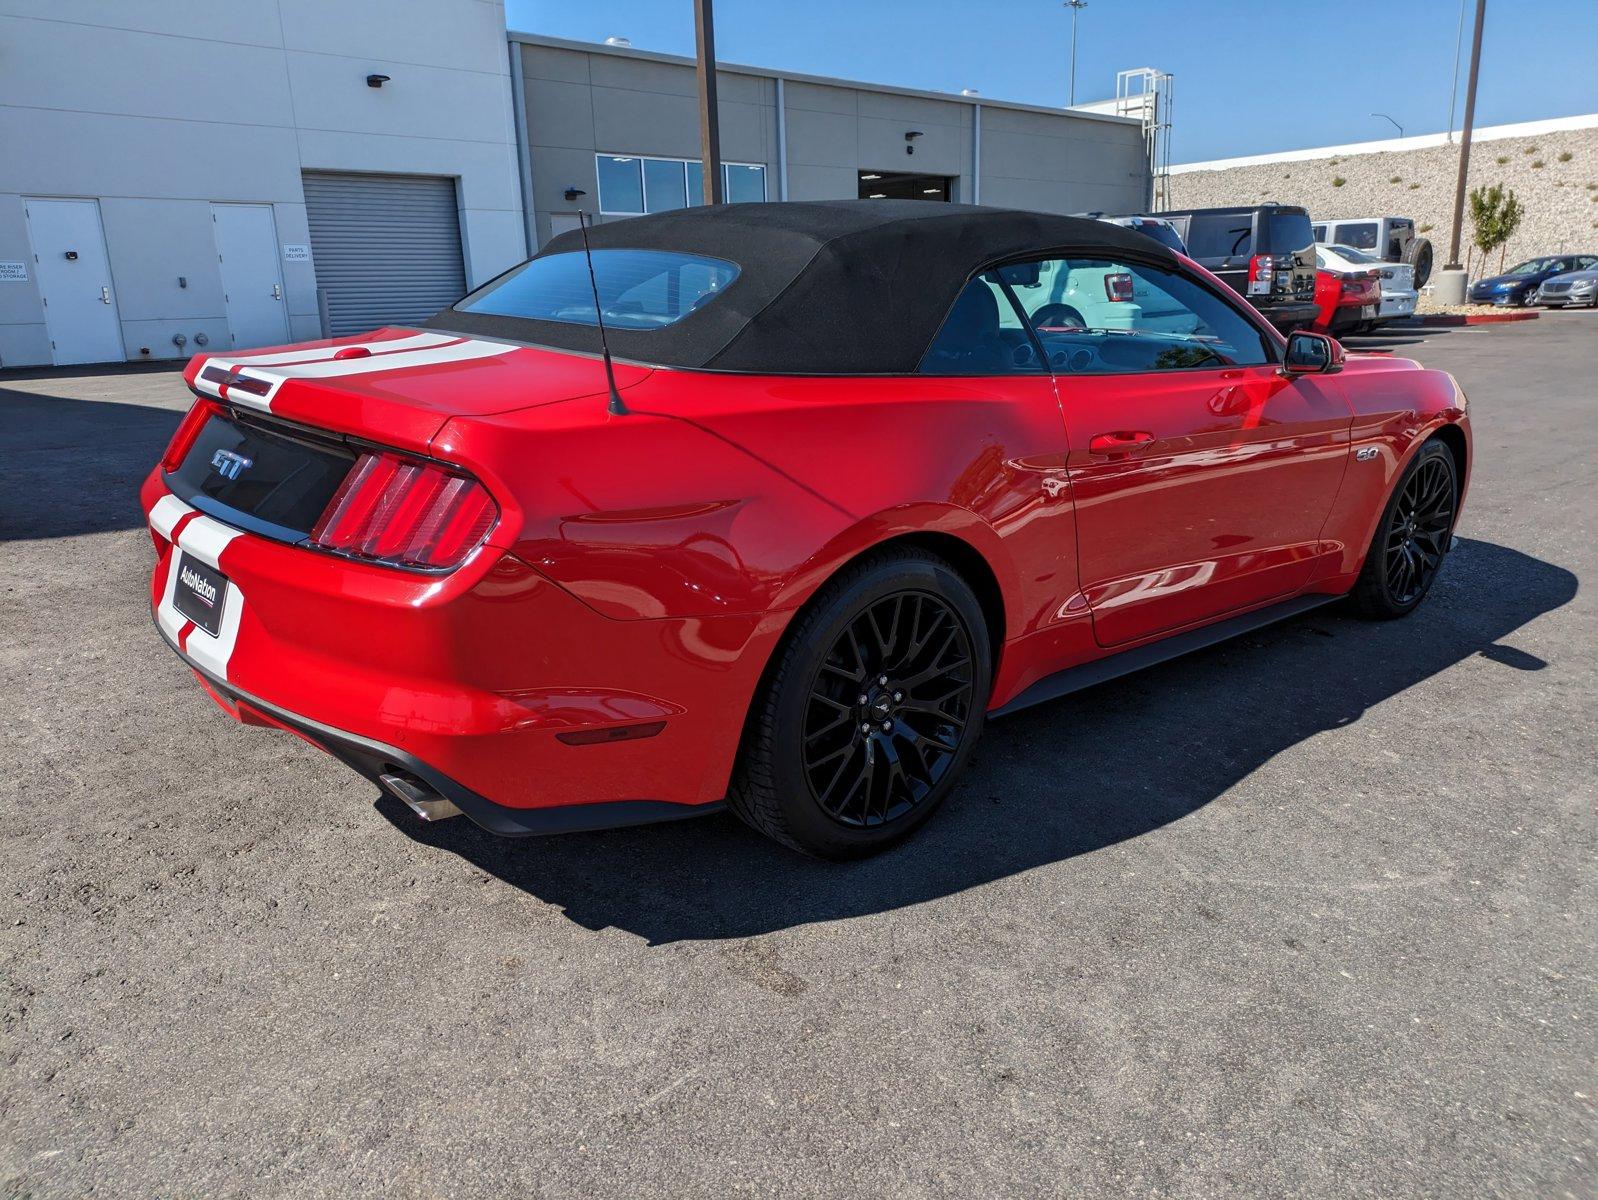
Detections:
[0, 0, 525, 367]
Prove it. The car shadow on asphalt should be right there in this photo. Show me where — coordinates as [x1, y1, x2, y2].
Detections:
[379, 536, 1577, 945]
[0, 389, 183, 540]
[1340, 327, 1452, 352]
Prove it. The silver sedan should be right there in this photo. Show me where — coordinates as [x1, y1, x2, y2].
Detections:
[1536, 266, 1598, 308]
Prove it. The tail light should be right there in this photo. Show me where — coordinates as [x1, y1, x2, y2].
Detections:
[161, 398, 220, 473]
[1339, 274, 1378, 302]
[310, 451, 498, 570]
[1247, 254, 1275, 290]
[1103, 272, 1134, 302]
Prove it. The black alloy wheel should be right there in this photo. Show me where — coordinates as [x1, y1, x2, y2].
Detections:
[1351, 440, 1457, 618]
[729, 548, 991, 858]
[801, 591, 976, 829]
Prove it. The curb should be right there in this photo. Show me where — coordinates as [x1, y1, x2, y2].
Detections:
[1397, 311, 1541, 328]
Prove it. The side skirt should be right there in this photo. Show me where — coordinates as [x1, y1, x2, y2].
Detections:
[990, 593, 1339, 719]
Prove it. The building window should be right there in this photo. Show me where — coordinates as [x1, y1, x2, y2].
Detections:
[643, 158, 687, 212]
[724, 163, 766, 204]
[597, 154, 766, 215]
[596, 156, 645, 214]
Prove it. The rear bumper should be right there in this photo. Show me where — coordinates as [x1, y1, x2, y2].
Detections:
[1248, 299, 1321, 329]
[142, 470, 778, 829]
[153, 622, 723, 835]
[1378, 292, 1417, 319]
[1325, 303, 1376, 334]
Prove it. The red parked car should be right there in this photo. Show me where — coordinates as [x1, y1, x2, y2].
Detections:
[143, 202, 1471, 858]
[1312, 266, 1382, 335]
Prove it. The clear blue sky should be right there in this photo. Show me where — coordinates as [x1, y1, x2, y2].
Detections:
[504, 0, 1594, 163]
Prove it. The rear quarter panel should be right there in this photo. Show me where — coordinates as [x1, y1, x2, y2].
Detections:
[1314, 354, 1471, 585]
[432, 369, 1082, 644]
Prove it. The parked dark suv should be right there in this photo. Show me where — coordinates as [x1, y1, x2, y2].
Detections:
[1150, 204, 1320, 330]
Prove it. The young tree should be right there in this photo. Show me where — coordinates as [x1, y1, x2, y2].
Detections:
[1468, 184, 1526, 274]
[1496, 189, 1525, 271]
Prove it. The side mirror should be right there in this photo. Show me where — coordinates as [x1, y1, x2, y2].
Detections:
[1282, 330, 1345, 376]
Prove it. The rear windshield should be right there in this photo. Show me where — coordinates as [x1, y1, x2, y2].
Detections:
[1184, 214, 1255, 259]
[1328, 243, 1380, 264]
[1331, 221, 1379, 250]
[1264, 211, 1314, 253]
[1126, 219, 1188, 253]
[457, 249, 740, 330]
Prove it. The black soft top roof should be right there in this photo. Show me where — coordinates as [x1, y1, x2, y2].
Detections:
[426, 199, 1177, 375]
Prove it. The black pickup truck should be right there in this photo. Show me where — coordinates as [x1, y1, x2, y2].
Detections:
[1148, 204, 1320, 331]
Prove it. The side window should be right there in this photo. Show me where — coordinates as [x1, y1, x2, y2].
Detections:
[995, 256, 1274, 374]
[1335, 222, 1379, 251]
[920, 272, 1045, 375]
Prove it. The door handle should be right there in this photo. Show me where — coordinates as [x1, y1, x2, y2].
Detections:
[100, 286, 110, 304]
[271, 283, 282, 300]
[1088, 431, 1155, 455]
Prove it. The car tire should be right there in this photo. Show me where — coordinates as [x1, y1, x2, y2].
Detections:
[728, 547, 991, 859]
[1405, 237, 1433, 289]
[1348, 440, 1458, 620]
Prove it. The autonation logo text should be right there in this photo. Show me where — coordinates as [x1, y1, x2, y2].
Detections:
[181, 564, 218, 607]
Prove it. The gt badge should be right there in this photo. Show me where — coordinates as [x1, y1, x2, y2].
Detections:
[211, 448, 254, 480]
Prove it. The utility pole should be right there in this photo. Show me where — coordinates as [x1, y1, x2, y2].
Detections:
[1439, 0, 1486, 303]
[1065, 0, 1087, 106]
[694, 0, 723, 204]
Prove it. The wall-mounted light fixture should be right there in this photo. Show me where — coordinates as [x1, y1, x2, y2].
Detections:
[366, 74, 390, 88]
[905, 130, 923, 155]
[563, 187, 587, 202]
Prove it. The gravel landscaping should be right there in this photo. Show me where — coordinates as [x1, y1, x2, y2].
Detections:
[1168, 124, 1598, 267]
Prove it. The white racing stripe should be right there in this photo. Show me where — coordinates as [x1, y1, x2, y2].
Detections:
[191, 330, 472, 404]
[195, 335, 515, 411]
[197, 329, 459, 375]
[153, 511, 247, 681]
[149, 494, 196, 541]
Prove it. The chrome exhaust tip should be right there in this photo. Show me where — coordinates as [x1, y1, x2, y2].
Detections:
[380, 771, 463, 822]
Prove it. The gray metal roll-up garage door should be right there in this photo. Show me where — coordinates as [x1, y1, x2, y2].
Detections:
[302, 172, 467, 336]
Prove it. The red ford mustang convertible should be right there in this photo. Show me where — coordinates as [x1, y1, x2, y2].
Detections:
[142, 201, 1470, 857]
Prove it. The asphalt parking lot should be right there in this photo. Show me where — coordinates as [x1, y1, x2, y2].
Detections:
[3, 312, 1594, 1198]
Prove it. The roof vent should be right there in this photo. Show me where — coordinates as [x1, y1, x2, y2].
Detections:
[604, 36, 632, 47]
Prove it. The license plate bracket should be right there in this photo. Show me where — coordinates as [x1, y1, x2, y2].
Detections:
[172, 552, 230, 637]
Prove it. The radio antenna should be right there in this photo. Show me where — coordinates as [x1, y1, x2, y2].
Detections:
[576, 210, 628, 416]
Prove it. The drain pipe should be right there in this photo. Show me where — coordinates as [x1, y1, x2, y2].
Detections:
[775, 76, 789, 201]
[509, 38, 539, 255]
[971, 101, 982, 205]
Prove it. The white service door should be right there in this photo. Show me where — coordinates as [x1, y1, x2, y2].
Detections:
[212, 203, 290, 350]
[548, 212, 584, 238]
[24, 198, 125, 365]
